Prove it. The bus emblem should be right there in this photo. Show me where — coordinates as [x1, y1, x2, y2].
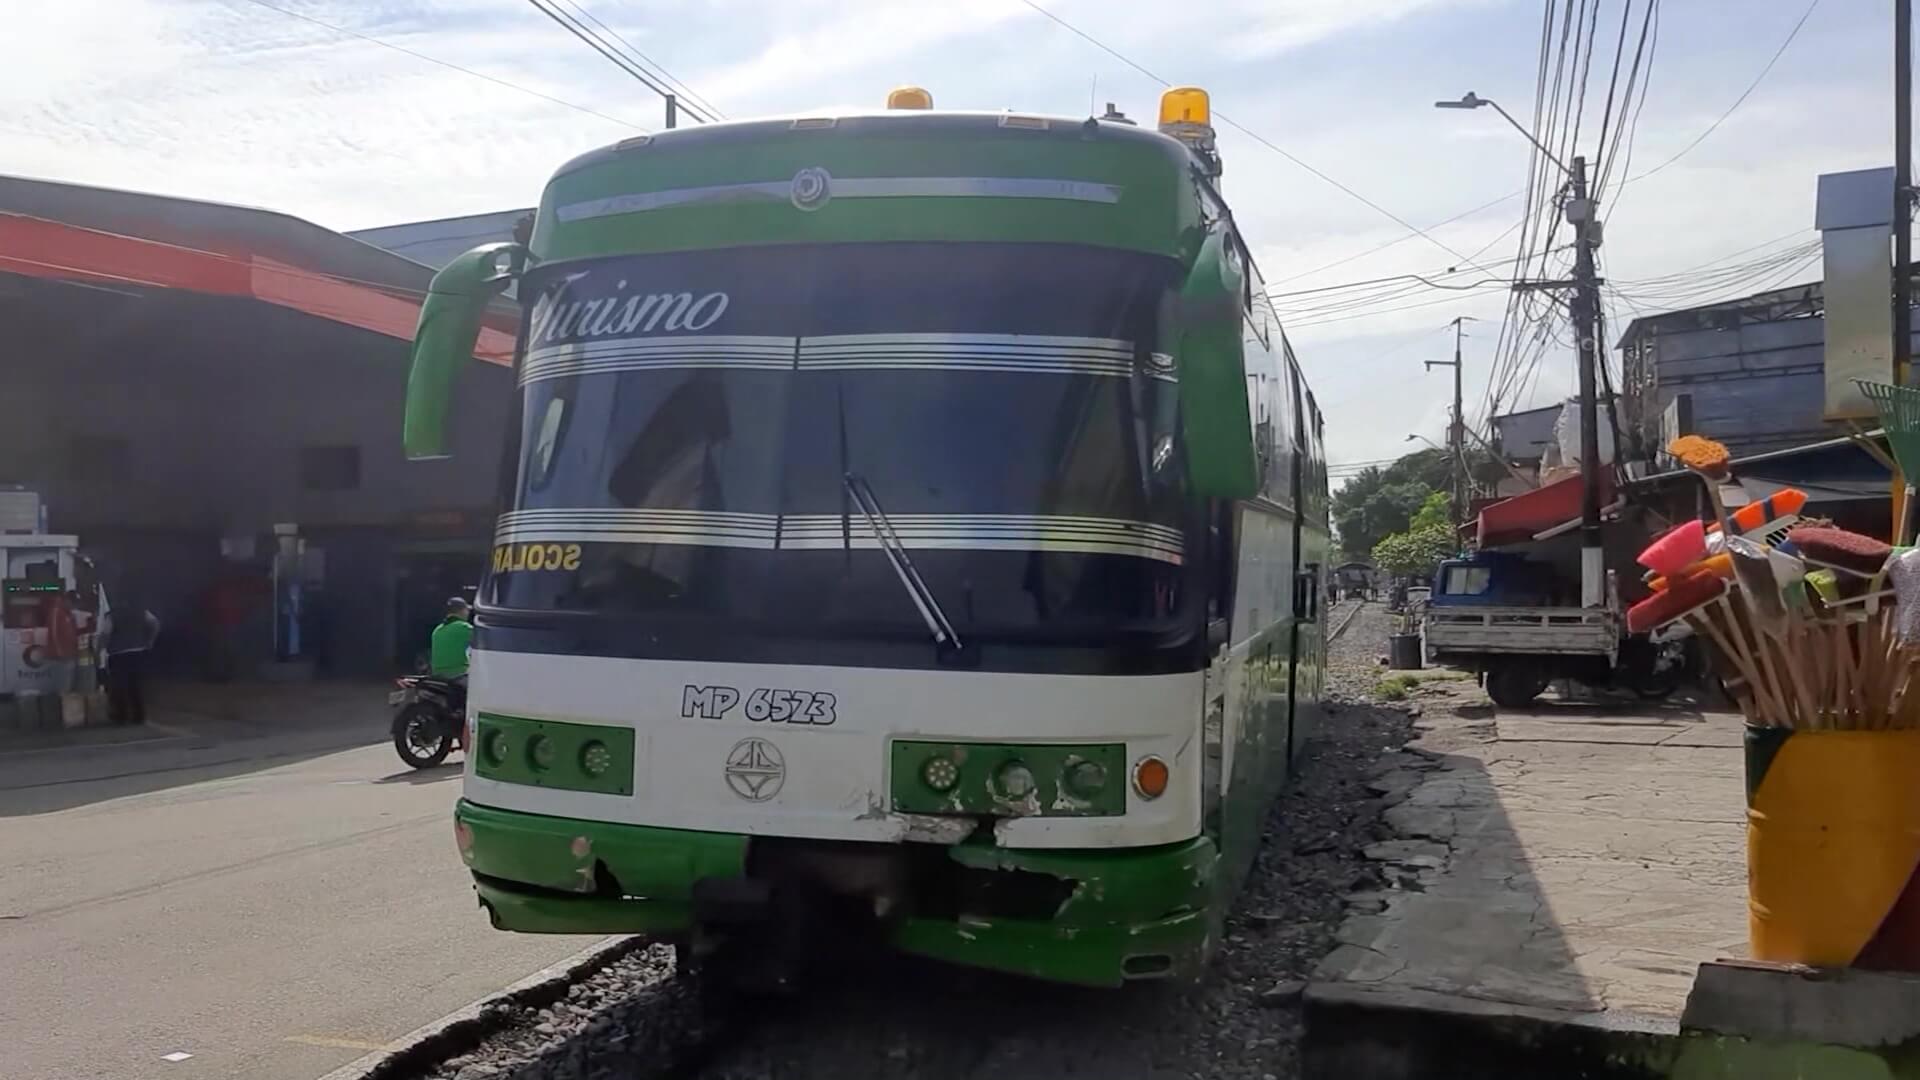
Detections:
[723, 738, 786, 801]
[790, 167, 832, 212]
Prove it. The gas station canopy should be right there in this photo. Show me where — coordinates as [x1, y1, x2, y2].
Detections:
[0, 174, 514, 363]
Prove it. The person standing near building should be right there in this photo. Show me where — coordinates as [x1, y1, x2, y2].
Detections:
[44, 588, 81, 694]
[103, 594, 161, 726]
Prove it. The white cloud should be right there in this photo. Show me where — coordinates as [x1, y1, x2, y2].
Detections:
[1217, 0, 1496, 60]
[688, 0, 1035, 105]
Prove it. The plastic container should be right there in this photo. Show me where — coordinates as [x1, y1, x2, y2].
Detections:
[1388, 633, 1423, 670]
[1746, 726, 1920, 969]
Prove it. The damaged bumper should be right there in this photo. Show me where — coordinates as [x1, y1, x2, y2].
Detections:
[889, 839, 1219, 987]
[456, 799, 1218, 986]
[457, 799, 746, 934]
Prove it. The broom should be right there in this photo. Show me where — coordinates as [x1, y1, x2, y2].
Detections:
[1644, 434, 1920, 732]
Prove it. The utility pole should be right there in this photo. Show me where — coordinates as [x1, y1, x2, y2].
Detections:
[1426, 317, 1474, 528]
[665, 94, 678, 130]
[1897, 0, 1912, 386]
[1568, 155, 1606, 608]
[1435, 92, 1606, 602]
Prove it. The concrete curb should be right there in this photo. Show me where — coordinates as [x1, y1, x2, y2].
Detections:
[314, 935, 643, 1080]
[1301, 981, 1678, 1080]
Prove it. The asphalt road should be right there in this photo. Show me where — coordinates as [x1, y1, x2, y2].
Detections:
[0, 720, 606, 1080]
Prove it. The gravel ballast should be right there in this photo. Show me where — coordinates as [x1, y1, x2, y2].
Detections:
[399, 603, 1412, 1080]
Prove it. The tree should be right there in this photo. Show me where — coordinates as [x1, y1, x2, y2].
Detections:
[1409, 490, 1451, 532]
[1372, 522, 1457, 581]
[1334, 446, 1505, 559]
[1332, 448, 1450, 559]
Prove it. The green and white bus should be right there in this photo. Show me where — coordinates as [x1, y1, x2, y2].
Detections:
[406, 86, 1330, 987]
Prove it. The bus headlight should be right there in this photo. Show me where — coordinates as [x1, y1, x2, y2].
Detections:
[580, 741, 613, 778]
[996, 761, 1036, 799]
[527, 734, 555, 771]
[483, 728, 510, 766]
[1063, 758, 1108, 799]
[920, 755, 960, 792]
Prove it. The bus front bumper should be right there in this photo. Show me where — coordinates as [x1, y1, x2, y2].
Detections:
[455, 799, 1218, 987]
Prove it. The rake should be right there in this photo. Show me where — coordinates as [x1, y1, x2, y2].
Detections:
[1854, 379, 1920, 545]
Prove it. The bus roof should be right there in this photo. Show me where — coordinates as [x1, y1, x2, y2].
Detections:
[550, 110, 1192, 178]
[531, 111, 1206, 263]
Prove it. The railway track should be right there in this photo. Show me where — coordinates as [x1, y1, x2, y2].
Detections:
[1328, 599, 1369, 645]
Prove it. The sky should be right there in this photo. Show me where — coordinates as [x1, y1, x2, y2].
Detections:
[5, 0, 1907, 481]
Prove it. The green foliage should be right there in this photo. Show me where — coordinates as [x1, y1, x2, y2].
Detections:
[1332, 448, 1450, 559]
[1375, 674, 1419, 701]
[1371, 522, 1457, 580]
[1332, 446, 1505, 560]
[1409, 490, 1451, 532]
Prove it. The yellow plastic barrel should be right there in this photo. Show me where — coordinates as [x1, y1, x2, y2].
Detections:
[1746, 727, 1920, 969]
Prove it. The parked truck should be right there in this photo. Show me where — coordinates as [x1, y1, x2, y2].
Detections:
[1421, 549, 1687, 707]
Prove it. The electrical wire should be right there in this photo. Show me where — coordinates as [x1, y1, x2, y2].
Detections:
[1564, 0, 1601, 186]
[233, 0, 647, 131]
[1611, 239, 1823, 305]
[1013, 0, 1497, 273]
[1309, 325, 1458, 411]
[1480, 0, 1572, 431]
[1620, 232, 1812, 288]
[524, 0, 717, 123]
[1284, 285, 1512, 331]
[1273, 218, 1538, 328]
[1625, 0, 1821, 184]
[1268, 189, 1526, 288]
[1590, 0, 1638, 187]
[555, 0, 726, 120]
[1267, 235, 1542, 329]
[1594, 0, 1658, 199]
[1491, 34, 1556, 376]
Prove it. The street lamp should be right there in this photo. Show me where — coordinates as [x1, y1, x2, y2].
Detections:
[1433, 92, 1573, 178]
[1404, 433, 1444, 452]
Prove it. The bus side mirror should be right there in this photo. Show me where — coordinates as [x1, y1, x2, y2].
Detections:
[404, 242, 527, 461]
[1175, 229, 1258, 499]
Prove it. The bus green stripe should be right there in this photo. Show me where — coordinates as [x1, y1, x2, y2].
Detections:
[533, 133, 1201, 261]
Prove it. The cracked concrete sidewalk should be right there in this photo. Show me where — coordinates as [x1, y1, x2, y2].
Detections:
[1306, 681, 1748, 1069]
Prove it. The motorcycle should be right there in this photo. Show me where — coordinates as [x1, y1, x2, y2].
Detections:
[390, 675, 466, 769]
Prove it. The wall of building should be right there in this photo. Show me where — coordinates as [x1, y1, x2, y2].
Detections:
[1625, 303, 1920, 461]
[0, 280, 517, 675]
[1637, 317, 1829, 458]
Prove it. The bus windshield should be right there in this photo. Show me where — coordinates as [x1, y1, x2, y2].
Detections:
[488, 242, 1192, 643]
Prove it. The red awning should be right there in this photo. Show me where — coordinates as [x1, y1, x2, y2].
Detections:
[0, 213, 515, 365]
[1477, 471, 1618, 548]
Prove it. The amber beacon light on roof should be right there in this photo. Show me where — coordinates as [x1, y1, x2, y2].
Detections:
[887, 86, 934, 110]
[1158, 86, 1222, 183]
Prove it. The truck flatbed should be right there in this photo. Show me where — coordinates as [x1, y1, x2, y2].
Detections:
[1424, 605, 1618, 659]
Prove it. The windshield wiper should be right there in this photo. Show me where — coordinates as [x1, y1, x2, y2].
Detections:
[842, 472, 962, 651]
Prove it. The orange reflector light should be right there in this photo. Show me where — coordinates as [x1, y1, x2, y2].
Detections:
[1133, 755, 1170, 800]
